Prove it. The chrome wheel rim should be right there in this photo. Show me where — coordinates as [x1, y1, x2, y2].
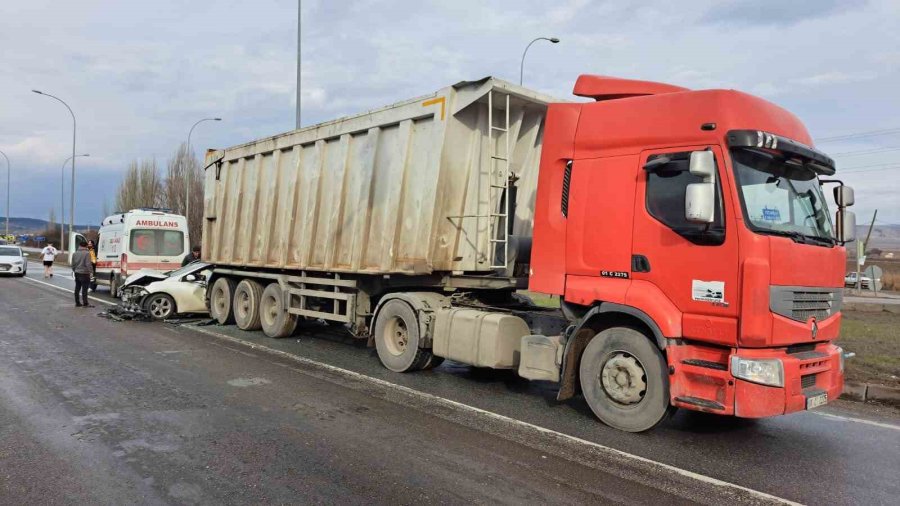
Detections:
[149, 297, 172, 319]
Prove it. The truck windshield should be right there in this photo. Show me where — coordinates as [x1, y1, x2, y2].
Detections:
[731, 147, 834, 245]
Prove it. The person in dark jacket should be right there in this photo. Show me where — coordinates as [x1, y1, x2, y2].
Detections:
[71, 241, 94, 308]
[182, 245, 201, 266]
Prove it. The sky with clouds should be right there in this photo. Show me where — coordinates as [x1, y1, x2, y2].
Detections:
[1, 0, 899, 226]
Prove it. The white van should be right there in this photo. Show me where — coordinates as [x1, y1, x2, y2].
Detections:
[80, 209, 190, 297]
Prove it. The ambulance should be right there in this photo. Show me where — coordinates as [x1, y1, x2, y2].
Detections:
[84, 209, 190, 297]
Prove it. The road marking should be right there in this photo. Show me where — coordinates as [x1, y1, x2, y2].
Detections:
[811, 411, 900, 431]
[186, 324, 800, 505]
[19, 275, 116, 306]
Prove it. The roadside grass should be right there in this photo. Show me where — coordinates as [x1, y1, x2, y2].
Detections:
[838, 311, 900, 387]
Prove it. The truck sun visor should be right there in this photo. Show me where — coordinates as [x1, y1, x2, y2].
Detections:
[726, 130, 836, 175]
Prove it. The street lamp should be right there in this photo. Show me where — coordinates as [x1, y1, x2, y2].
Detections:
[185, 117, 221, 233]
[0, 150, 9, 238]
[60, 153, 90, 249]
[519, 37, 560, 86]
[33, 89, 77, 251]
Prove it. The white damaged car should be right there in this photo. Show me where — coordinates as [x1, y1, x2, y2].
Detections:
[120, 262, 211, 320]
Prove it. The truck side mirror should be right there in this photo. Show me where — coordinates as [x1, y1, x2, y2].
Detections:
[835, 209, 856, 244]
[834, 185, 854, 207]
[685, 151, 716, 223]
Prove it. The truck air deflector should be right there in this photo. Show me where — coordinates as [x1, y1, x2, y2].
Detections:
[726, 130, 836, 175]
[572, 75, 689, 101]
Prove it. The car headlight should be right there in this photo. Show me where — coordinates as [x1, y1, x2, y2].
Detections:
[13, 260, 24, 265]
[731, 357, 784, 387]
[835, 346, 845, 373]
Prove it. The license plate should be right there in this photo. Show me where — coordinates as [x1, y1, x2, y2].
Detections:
[806, 393, 827, 410]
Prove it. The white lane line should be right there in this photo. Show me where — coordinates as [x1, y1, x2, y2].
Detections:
[19, 275, 116, 306]
[811, 412, 900, 431]
[186, 324, 800, 506]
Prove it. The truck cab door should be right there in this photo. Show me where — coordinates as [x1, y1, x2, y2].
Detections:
[631, 146, 740, 346]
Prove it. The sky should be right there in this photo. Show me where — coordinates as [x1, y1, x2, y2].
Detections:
[1, 0, 899, 226]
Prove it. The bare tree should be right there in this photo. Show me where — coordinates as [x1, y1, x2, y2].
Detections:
[116, 158, 164, 212]
[164, 142, 204, 246]
[44, 207, 60, 248]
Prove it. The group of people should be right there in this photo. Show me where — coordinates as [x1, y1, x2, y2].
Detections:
[40, 240, 99, 307]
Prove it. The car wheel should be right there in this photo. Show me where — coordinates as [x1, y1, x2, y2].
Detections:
[259, 283, 297, 338]
[233, 279, 264, 331]
[579, 327, 674, 432]
[144, 293, 177, 321]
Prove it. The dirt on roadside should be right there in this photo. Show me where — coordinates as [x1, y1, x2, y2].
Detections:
[837, 311, 899, 387]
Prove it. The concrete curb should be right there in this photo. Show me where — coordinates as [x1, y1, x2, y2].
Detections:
[841, 381, 900, 406]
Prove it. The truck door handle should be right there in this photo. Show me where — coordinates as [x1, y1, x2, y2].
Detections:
[631, 255, 651, 273]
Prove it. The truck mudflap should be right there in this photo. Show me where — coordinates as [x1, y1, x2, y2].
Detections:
[666, 341, 844, 417]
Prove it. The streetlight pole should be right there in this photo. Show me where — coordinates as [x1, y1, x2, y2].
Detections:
[59, 154, 90, 249]
[33, 89, 76, 251]
[0, 150, 9, 238]
[296, 0, 302, 129]
[186, 118, 221, 234]
[519, 37, 560, 86]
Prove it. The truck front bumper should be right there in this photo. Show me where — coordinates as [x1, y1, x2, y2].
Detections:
[667, 342, 844, 418]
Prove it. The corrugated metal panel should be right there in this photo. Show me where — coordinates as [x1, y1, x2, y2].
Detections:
[203, 77, 555, 275]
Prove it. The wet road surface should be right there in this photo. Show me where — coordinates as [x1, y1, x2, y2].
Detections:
[4, 265, 900, 504]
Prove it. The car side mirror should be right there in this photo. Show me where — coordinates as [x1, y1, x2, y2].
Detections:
[185, 274, 197, 282]
[835, 209, 856, 244]
[834, 185, 854, 207]
[685, 151, 716, 223]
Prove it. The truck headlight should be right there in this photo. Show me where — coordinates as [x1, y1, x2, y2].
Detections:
[731, 357, 784, 387]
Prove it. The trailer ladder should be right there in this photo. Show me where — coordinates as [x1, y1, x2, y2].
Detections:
[488, 89, 511, 269]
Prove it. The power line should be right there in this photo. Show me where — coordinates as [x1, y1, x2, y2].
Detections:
[840, 165, 900, 174]
[841, 161, 900, 170]
[816, 127, 900, 143]
[832, 146, 900, 157]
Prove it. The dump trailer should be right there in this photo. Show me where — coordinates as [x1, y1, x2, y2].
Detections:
[203, 75, 856, 432]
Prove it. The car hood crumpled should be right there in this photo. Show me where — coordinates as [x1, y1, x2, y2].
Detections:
[122, 269, 168, 288]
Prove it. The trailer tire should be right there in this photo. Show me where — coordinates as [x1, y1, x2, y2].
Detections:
[210, 277, 237, 325]
[579, 327, 672, 432]
[373, 299, 433, 373]
[259, 283, 298, 338]
[233, 279, 264, 331]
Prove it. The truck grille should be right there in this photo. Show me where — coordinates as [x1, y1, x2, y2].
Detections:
[801, 374, 817, 389]
[769, 286, 842, 323]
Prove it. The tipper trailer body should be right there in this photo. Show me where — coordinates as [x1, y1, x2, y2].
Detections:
[202, 75, 855, 431]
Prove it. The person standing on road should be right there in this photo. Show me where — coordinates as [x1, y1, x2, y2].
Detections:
[71, 241, 94, 308]
[87, 239, 98, 290]
[182, 245, 201, 266]
[41, 243, 59, 278]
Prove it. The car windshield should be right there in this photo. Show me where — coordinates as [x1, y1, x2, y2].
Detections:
[731, 147, 834, 245]
[163, 262, 210, 278]
[0, 247, 20, 256]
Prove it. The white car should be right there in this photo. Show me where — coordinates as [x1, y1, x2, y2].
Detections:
[120, 262, 211, 320]
[844, 272, 872, 289]
[0, 246, 28, 276]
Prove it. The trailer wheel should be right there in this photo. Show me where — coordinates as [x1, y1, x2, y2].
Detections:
[579, 327, 672, 432]
[233, 279, 264, 331]
[259, 283, 298, 338]
[373, 299, 434, 373]
[210, 277, 237, 325]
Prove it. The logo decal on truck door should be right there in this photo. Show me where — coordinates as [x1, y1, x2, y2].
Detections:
[692, 279, 725, 303]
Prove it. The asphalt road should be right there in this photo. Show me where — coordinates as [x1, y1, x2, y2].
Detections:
[3, 263, 900, 505]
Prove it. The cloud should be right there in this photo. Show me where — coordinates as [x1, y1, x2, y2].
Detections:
[701, 0, 868, 27]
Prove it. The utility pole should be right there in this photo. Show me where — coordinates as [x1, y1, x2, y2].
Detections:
[856, 210, 877, 293]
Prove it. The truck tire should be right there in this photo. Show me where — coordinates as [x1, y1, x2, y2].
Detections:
[144, 293, 177, 320]
[373, 299, 434, 373]
[233, 279, 264, 331]
[259, 283, 298, 338]
[210, 277, 237, 325]
[579, 327, 672, 432]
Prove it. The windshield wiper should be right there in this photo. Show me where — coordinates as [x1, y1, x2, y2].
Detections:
[799, 233, 835, 246]
[762, 229, 833, 246]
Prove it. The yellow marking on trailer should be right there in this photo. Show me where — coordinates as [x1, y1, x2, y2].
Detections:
[422, 96, 446, 120]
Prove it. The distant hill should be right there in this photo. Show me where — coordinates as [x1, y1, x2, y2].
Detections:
[857, 224, 900, 250]
[0, 217, 97, 235]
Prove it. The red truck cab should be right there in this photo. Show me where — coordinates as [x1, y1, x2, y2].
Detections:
[529, 75, 855, 431]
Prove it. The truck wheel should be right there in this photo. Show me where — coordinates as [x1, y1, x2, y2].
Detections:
[259, 283, 298, 338]
[233, 279, 264, 331]
[145, 293, 177, 320]
[373, 299, 434, 372]
[579, 327, 672, 432]
[210, 277, 237, 325]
